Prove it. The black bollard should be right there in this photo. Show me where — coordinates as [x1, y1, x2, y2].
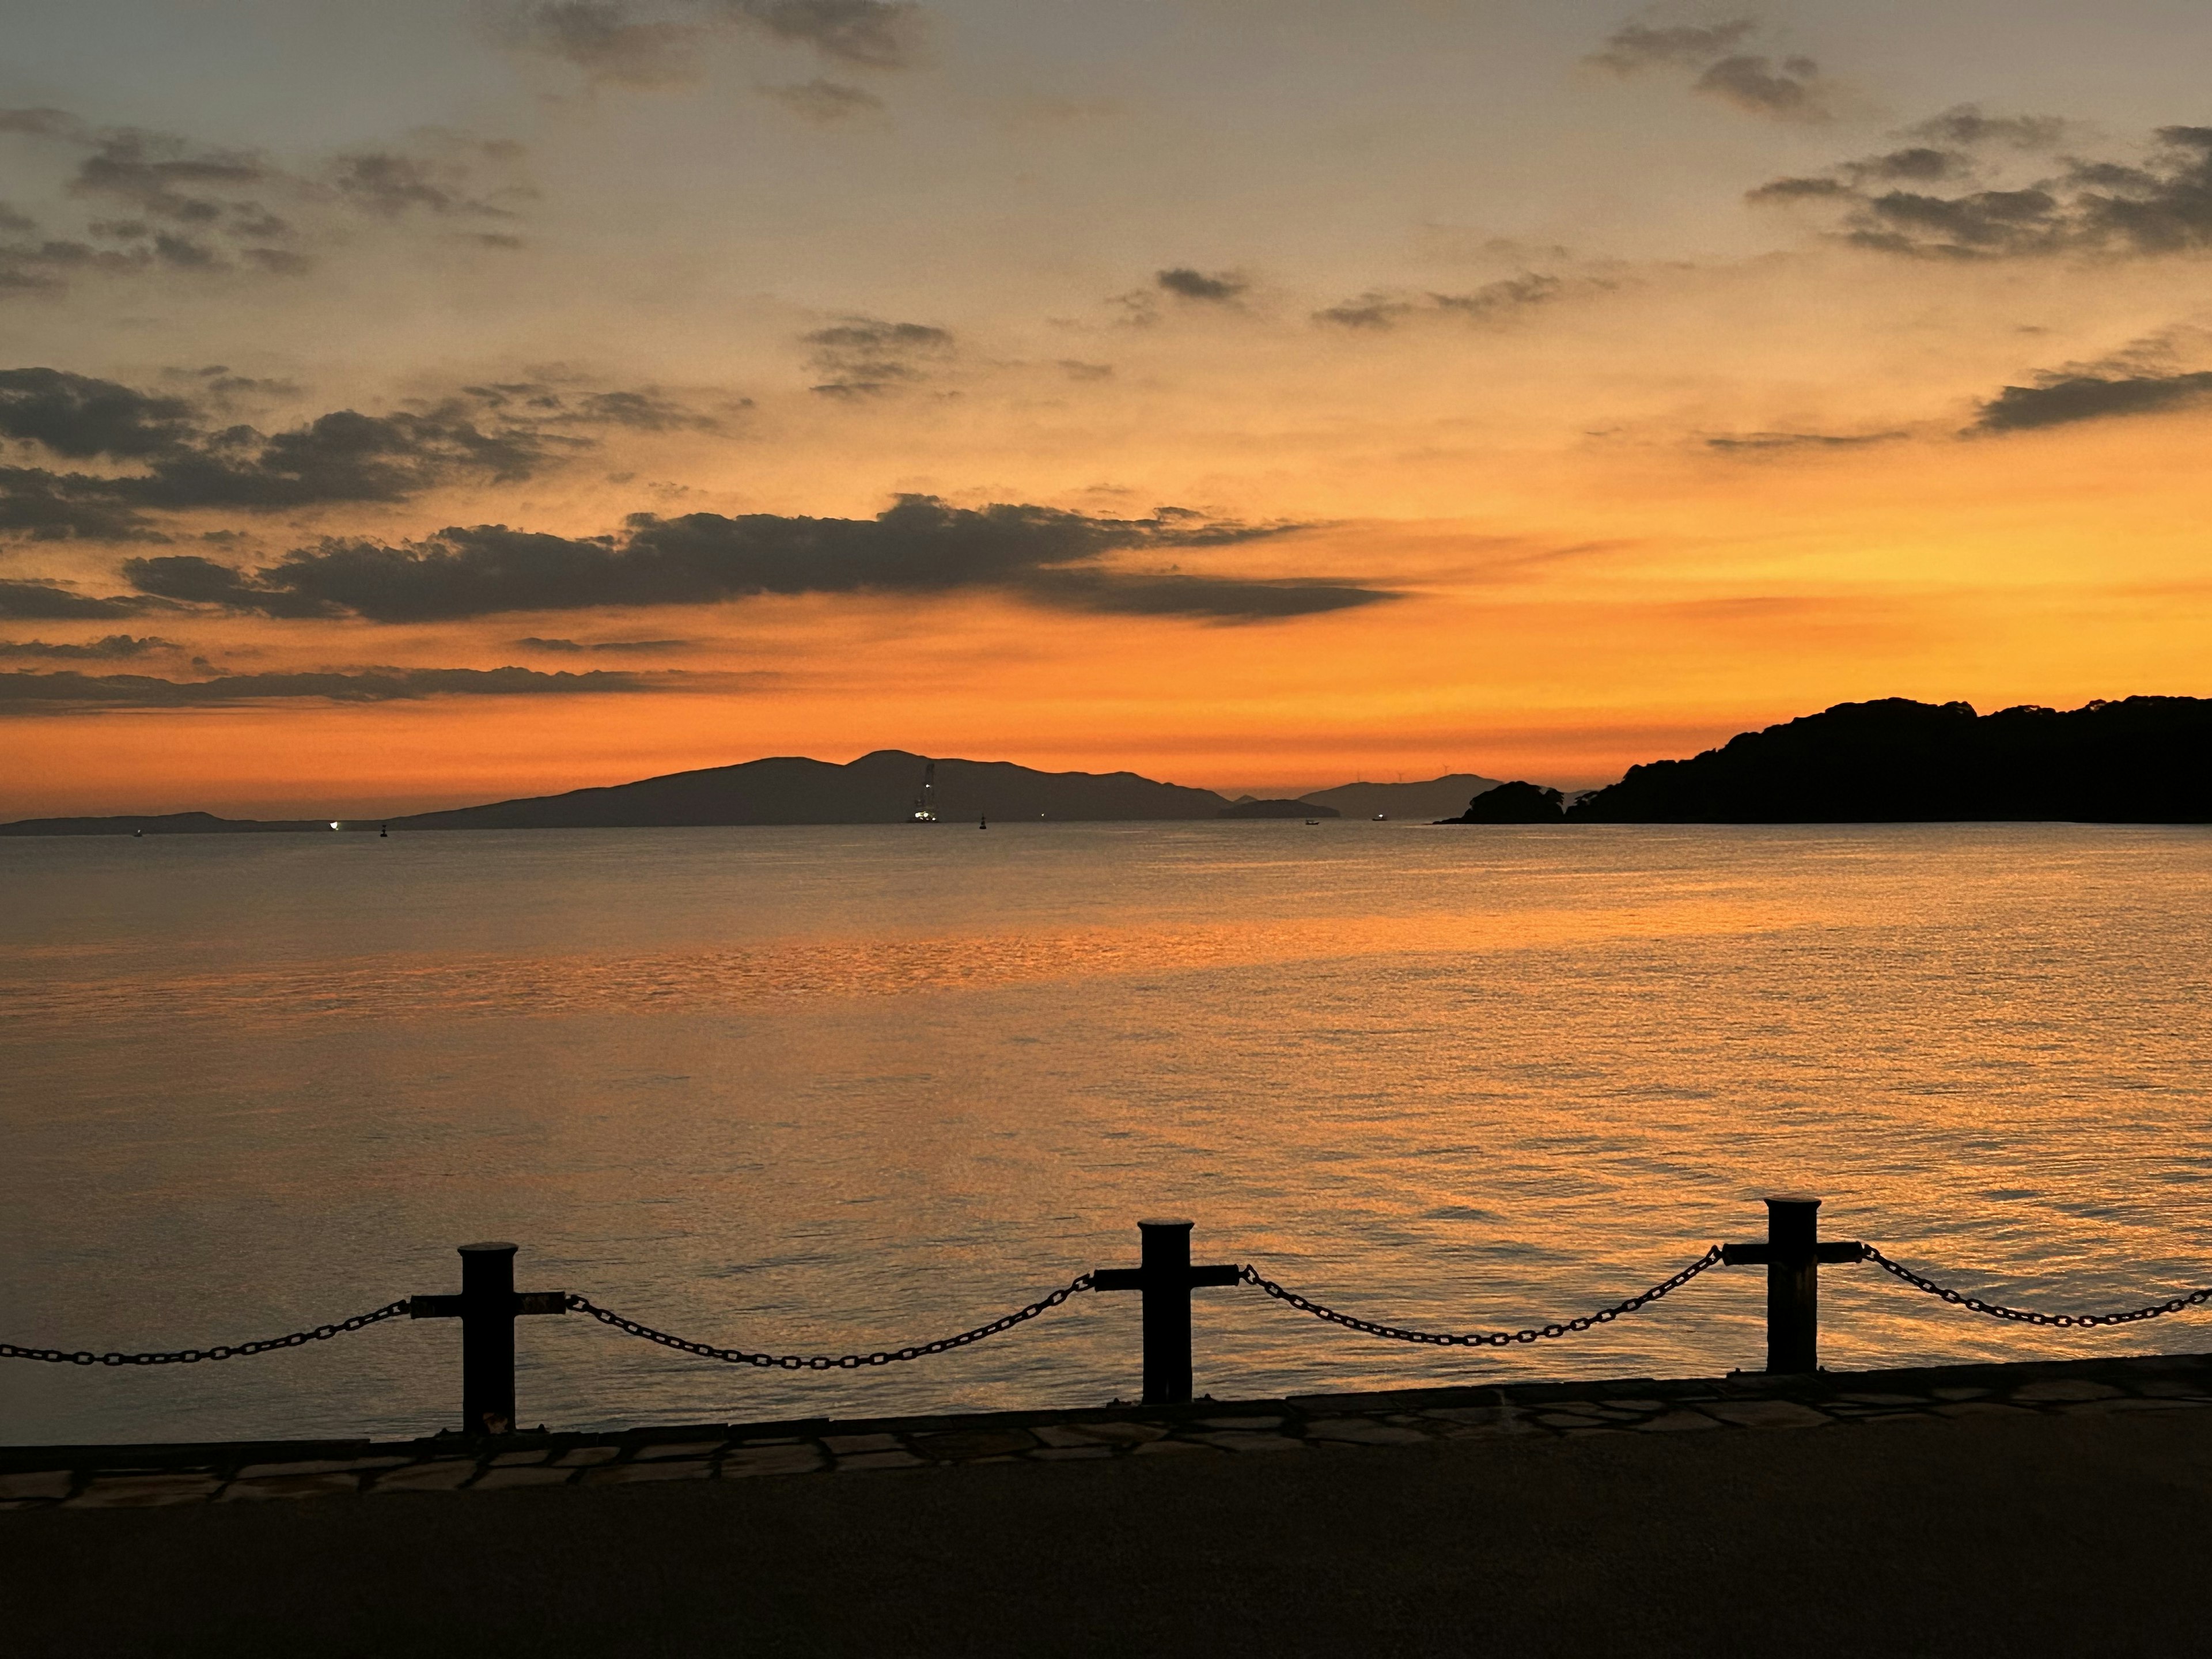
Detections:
[410, 1242, 568, 1436]
[1093, 1218, 1241, 1405]
[459, 1243, 518, 1436]
[1764, 1198, 1820, 1374]
[1722, 1196, 1865, 1373]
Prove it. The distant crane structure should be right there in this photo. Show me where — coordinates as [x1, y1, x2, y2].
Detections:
[911, 760, 938, 823]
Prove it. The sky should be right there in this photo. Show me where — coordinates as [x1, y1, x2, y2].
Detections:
[3, 0, 2210, 816]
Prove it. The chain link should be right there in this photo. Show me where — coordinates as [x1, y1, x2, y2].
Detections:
[0, 1300, 412, 1367]
[1237, 1247, 1725, 1347]
[567, 1274, 1098, 1370]
[1861, 1246, 2212, 1328]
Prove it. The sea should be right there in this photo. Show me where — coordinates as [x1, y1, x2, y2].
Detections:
[4, 819, 2211, 1446]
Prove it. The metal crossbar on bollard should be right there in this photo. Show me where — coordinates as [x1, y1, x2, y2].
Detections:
[12, 1198, 2212, 1437]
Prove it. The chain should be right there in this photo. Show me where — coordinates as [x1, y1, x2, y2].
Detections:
[567, 1274, 1097, 1370]
[1861, 1246, 2212, 1328]
[1237, 1247, 1725, 1347]
[0, 1300, 412, 1367]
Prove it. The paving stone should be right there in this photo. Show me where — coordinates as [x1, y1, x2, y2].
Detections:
[581, 1460, 714, 1484]
[1304, 1419, 1430, 1446]
[2012, 1379, 2123, 1404]
[2056, 1396, 2194, 1415]
[1199, 1416, 1284, 1430]
[471, 1466, 577, 1490]
[1064, 1421, 1169, 1445]
[738, 1436, 804, 1446]
[1603, 1399, 1667, 1412]
[822, 1432, 902, 1455]
[1032, 1425, 1102, 1448]
[835, 1449, 925, 1471]
[0, 1470, 74, 1501]
[635, 1440, 728, 1460]
[1931, 1387, 1988, 1402]
[1131, 1438, 1217, 1456]
[1838, 1392, 1927, 1406]
[369, 1461, 480, 1493]
[1636, 1411, 1723, 1433]
[489, 1449, 554, 1467]
[234, 1457, 402, 1479]
[550, 1445, 623, 1467]
[1705, 1400, 1831, 1430]
[1934, 1401, 2028, 1418]
[1195, 1433, 1306, 1454]
[722, 1445, 824, 1479]
[911, 1429, 1037, 1461]
[1424, 1406, 1519, 1427]
[220, 1472, 365, 1501]
[1028, 1446, 1113, 1461]
[1536, 1411, 1611, 1429]
[71, 1472, 225, 1508]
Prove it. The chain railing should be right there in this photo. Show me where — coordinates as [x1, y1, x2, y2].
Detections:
[565, 1275, 1096, 1370]
[10, 1200, 2212, 1435]
[1237, 1248, 1724, 1348]
[1860, 1246, 2212, 1330]
[0, 1300, 411, 1368]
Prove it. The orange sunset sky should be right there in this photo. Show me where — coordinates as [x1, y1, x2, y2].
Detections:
[3, 0, 2210, 817]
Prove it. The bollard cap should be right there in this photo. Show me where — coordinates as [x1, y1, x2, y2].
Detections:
[1761, 1195, 1821, 1209]
[458, 1241, 520, 1254]
[1137, 1218, 1195, 1231]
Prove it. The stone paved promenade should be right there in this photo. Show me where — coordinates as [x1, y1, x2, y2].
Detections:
[4, 1347, 2207, 1507]
[8, 1349, 2212, 1655]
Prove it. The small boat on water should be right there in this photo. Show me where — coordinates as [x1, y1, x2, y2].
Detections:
[1304, 818, 1320, 825]
[979, 815, 988, 830]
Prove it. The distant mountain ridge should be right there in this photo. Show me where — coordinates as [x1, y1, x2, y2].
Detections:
[385, 750, 1229, 829]
[1298, 774, 1502, 820]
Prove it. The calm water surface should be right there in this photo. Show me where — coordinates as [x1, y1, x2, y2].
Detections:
[4, 820, 2210, 1444]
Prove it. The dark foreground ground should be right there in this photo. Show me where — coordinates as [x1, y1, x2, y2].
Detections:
[8, 1353, 2212, 1657]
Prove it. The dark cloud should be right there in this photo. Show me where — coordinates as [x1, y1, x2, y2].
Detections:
[1692, 55, 1829, 120]
[1751, 122, 2212, 259]
[1590, 18, 1830, 120]
[0, 664, 666, 711]
[512, 0, 920, 83]
[1705, 430, 1910, 452]
[1972, 370, 2212, 431]
[1588, 20, 1756, 72]
[762, 78, 884, 120]
[0, 578, 162, 619]
[1156, 267, 1246, 303]
[725, 0, 921, 69]
[516, 634, 692, 652]
[1315, 273, 1569, 331]
[515, 1, 706, 86]
[329, 151, 525, 220]
[0, 632, 171, 659]
[120, 494, 1387, 624]
[0, 108, 531, 294]
[0, 368, 727, 539]
[802, 317, 953, 395]
[1907, 105, 2068, 151]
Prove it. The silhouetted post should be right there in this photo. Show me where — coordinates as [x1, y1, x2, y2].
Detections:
[410, 1242, 568, 1435]
[1722, 1196, 1863, 1373]
[1093, 1219, 1240, 1404]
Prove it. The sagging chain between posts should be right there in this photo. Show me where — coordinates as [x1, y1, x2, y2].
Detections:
[566, 1273, 1099, 1370]
[1861, 1246, 2212, 1328]
[0, 1300, 412, 1367]
[1236, 1246, 1726, 1347]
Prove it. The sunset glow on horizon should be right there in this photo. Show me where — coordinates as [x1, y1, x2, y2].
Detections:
[5, 1, 2211, 816]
